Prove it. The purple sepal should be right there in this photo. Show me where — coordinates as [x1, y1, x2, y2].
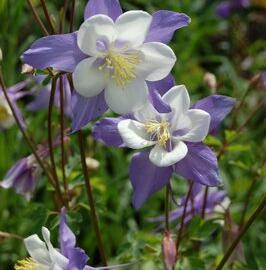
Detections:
[174, 143, 221, 186]
[216, 2, 232, 18]
[148, 89, 171, 113]
[147, 73, 175, 96]
[71, 91, 108, 132]
[84, 0, 123, 21]
[22, 33, 86, 73]
[192, 95, 235, 135]
[92, 117, 125, 147]
[130, 152, 173, 209]
[145, 11, 191, 44]
[60, 208, 88, 270]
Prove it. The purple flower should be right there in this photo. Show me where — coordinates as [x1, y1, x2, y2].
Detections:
[15, 208, 133, 270]
[27, 75, 72, 118]
[0, 155, 41, 200]
[0, 81, 27, 130]
[148, 184, 226, 224]
[93, 81, 235, 209]
[22, 0, 190, 131]
[216, 0, 250, 18]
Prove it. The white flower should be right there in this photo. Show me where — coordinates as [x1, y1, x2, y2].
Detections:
[73, 11, 176, 114]
[15, 227, 69, 270]
[0, 93, 15, 129]
[118, 85, 211, 167]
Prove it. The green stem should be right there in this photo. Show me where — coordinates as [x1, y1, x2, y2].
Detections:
[201, 186, 209, 219]
[69, 0, 76, 32]
[26, 0, 49, 36]
[77, 131, 108, 265]
[165, 185, 170, 231]
[215, 197, 266, 270]
[40, 0, 56, 34]
[48, 76, 64, 206]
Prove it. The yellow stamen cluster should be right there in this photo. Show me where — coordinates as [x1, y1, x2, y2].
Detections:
[14, 257, 41, 270]
[101, 50, 141, 87]
[144, 120, 171, 147]
[0, 105, 9, 121]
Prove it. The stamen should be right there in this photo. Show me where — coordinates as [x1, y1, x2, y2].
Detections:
[144, 120, 171, 146]
[100, 50, 141, 87]
[14, 257, 44, 270]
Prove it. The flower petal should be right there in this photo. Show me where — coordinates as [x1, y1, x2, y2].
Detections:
[73, 57, 106, 98]
[115, 11, 152, 47]
[147, 73, 175, 96]
[130, 151, 173, 209]
[191, 95, 235, 135]
[149, 141, 188, 167]
[71, 91, 108, 132]
[137, 42, 176, 81]
[24, 234, 51, 265]
[162, 85, 190, 115]
[105, 79, 148, 114]
[42, 227, 69, 268]
[118, 119, 155, 149]
[174, 143, 221, 186]
[145, 11, 191, 44]
[93, 117, 125, 147]
[77, 15, 116, 56]
[22, 33, 86, 72]
[84, 0, 122, 21]
[179, 109, 210, 142]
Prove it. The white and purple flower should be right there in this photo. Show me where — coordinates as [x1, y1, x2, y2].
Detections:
[22, 0, 190, 131]
[93, 78, 235, 209]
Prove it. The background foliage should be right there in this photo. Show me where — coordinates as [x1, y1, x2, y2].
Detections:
[0, 0, 265, 269]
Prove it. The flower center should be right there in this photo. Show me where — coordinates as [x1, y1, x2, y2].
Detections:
[0, 105, 10, 121]
[100, 50, 141, 87]
[14, 257, 47, 270]
[144, 120, 171, 146]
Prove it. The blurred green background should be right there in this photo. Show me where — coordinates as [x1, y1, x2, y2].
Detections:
[0, 0, 265, 269]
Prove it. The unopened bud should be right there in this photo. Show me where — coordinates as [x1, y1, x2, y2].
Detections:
[21, 64, 34, 74]
[0, 48, 2, 62]
[86, 157, 100, 171]
[162, 231, 177, 270]
[203, 72, 217, 93]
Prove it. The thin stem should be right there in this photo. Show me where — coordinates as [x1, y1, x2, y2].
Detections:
[26, 0, 49, 36]
[201, 186, 209, 219]
[59, 0, 69, 33]
[77, 131, 108, 265]
[165, 185, 170, 231]
[48, 76, 64, 206]
[69, 0, 76, 32]
[40, 0, 56, 34]
[215, 197, 266, 270]
[0, 231, 23, 241]
[59, 77, 69, 205]
[0, 69, 56, 190]
[176, 182, 194, 253]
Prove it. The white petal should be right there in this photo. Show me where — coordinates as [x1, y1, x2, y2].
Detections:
[24, 234, 51, 265]
[118, 119, 155, 149]
[73, 57, 106, 98]
[133, 101, 158, 123]
[162, 85, 190, 115]
[115, 11, 152, 48]
[105, 79, 148, 114]
[179, 109, 211, 142]
[149, 141, 188, 167]
[137, 42, 176, 81]
[42, 227, 69, 269]
[77, 15, 116, 56]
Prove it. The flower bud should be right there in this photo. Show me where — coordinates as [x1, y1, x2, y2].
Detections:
[21, 64, 34, 74]
[0, 48, 2, 62]
[162, 231, 177, 270]
[203, 72, 217, 93]
[86, 157, 100, 171]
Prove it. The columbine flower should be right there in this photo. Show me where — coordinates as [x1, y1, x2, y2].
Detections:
[0, 81, 27, 130]
[93, 81, 235, 208]
[148, 184, 226, 225]
[22, 0, 190, 131]
[216, 0, 250, 18]
[14, 208, 87, 270]
[27, 75, 72, 118]
[15, 208, 133, 270]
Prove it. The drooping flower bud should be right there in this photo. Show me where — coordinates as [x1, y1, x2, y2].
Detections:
[162, 231, 177, 270]
[203, 72, 217, 93]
